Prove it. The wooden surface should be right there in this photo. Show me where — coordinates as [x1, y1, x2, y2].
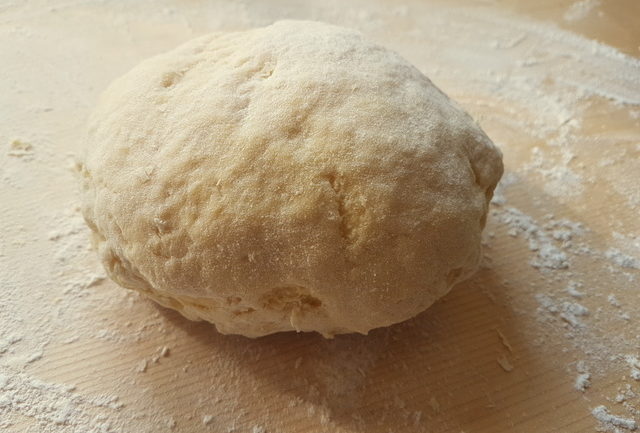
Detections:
[2, 0, 639, 432]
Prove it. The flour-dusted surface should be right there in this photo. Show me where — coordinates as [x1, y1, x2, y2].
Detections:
[0, 0, 639, 432]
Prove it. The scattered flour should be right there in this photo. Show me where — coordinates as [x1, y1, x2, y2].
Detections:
[615, 385, 637, 404]
[566, 281, 585, 298]
[527, 147, 585, 198]
[536, 295, 590, 328]
[560, 301, 590, 328]
[563, 0, 601, 23]
[0, 0, 639, 431]
[591, 405, 637, 431]
[605, 249, 640, 270]
[536, 294, 559, 315]
[608, 295, 621, 308]
[0, 336, 22, 355]
[496, 207, 576, 270]
[0, 367, 125, 433]
[575, 360, 591, 392]
[575, 373, 591, 392]
[626, 356, 640, 381]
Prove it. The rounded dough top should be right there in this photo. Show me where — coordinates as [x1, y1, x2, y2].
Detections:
[82, 20, 503, 337]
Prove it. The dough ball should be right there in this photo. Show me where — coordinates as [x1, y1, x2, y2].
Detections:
[81, 20, 503, 338]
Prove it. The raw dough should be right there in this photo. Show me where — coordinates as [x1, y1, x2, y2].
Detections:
[81, 20, 503, 337]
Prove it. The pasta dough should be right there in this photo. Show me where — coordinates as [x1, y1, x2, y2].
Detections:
[81, 21, 503, 337]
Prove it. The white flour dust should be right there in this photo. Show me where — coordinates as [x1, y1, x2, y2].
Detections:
[0, 0, 639, 431]
[592, 405, 637, 432]
[563, 0, 601, 23]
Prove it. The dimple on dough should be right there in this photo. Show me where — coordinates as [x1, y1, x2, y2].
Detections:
[81, 20, 503, 338]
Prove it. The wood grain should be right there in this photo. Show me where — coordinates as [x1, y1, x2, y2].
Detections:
[3, 0, 639, 432]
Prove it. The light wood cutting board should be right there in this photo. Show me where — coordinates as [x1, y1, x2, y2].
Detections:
[1, 0, 639, 432]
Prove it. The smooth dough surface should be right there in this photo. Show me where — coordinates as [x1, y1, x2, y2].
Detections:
[81, 20, 503, 338]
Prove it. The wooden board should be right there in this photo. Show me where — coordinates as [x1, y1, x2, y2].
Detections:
[1, 0, 639, 432]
